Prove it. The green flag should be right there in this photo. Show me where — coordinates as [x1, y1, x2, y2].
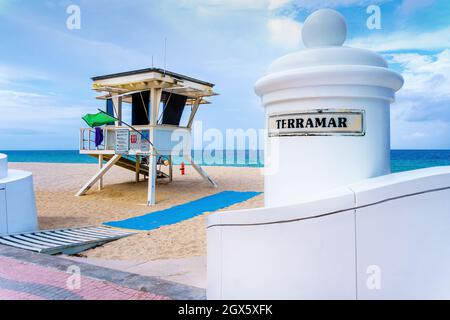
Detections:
[82, 112, 116, 127]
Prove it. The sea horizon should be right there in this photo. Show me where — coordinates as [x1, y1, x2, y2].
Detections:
[2, 149, 450, 173]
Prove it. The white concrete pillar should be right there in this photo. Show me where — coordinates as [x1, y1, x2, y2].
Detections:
[147, 88, 162, 206]
[0, 153, 38, 234]
[112, 96, 122, 126]
[255, 9, 404, 207]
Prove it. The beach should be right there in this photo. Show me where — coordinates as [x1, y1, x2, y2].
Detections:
[9, 162, 264, 261]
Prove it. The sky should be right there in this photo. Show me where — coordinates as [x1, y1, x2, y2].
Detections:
[0, 0, 449, 150]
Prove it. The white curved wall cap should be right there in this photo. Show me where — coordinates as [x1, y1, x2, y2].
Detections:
[0, 153, 7, 179]
[207, 187, 354, 227]
[207, 166, 450, 228]
[0, 169, 32, 184]
[348, 166, 450, 207]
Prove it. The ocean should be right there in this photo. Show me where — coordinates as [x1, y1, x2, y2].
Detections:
[2, 150, 450, 173]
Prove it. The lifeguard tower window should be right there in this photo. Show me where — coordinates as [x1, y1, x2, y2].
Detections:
[131, 91, 150, 125]
[161, 92, 188, 126]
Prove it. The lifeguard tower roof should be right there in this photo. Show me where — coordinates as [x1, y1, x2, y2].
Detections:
[91, 68, 217, 104]
[92, 67, 214, 87]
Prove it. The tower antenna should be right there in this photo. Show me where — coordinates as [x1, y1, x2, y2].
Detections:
[164, 37, 167, 75]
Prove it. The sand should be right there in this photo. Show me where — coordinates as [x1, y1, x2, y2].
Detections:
[10, 162, 264, 260]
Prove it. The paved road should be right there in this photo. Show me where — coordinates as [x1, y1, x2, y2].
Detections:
[0, 245, 205, 300]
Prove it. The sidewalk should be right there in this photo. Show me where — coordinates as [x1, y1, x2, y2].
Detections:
[0, 245, 205, 300]
[64, 256, 206, 289]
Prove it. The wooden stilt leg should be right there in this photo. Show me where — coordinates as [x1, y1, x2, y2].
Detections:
[76, 155, 122, 196]
[169, 155, 173, 183]
[184, 154, 218, 188]
[98, 154, 103, 190]
[135, 155, 140, 183]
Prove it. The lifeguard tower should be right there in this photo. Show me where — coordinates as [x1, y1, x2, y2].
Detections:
[77, 68, 218, 205]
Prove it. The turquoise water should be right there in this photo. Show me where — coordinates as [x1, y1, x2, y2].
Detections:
[2, 150, 450, 173]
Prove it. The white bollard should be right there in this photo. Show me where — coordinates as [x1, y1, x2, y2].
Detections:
[255, 9, 404, 207]
[0, 153, 38, 235]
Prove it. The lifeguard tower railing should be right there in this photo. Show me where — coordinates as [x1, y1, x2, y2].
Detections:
[79, 124, 190, 155]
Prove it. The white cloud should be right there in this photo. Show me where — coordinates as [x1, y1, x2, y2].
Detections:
[0, 63, 94, 147]
[388, 49, 450, 98]
[267, 18, 302, 49]
[397, 0, 434, 16]
[6, 9, 152, 73]
[0, 65, 48, 85]
[174, 0, 386, 13]
[0, 88, 94, 149]
[391, 117, 450, 149]
[388, 49, 450, 148]
[410, 131, 427, 138]
[272, 0, 390, 10]
[268, 0, 291, 10]
[177, 0, 269, 12]
[349, 26, 450, 52]
[347, 14, 450, 145]
[0, 90, 91, 124]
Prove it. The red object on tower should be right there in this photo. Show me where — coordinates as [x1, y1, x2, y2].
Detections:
[180, 162, 185, 175]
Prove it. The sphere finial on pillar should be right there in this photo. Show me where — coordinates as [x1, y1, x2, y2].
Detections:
[302, 9, 347, 48]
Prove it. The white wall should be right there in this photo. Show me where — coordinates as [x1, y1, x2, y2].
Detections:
[352, 167, 450, 299]
[207, 166, 450, 299]
[207, 188, 358, 299]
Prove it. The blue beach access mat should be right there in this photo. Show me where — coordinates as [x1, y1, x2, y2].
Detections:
[103, 191, 262, 231]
